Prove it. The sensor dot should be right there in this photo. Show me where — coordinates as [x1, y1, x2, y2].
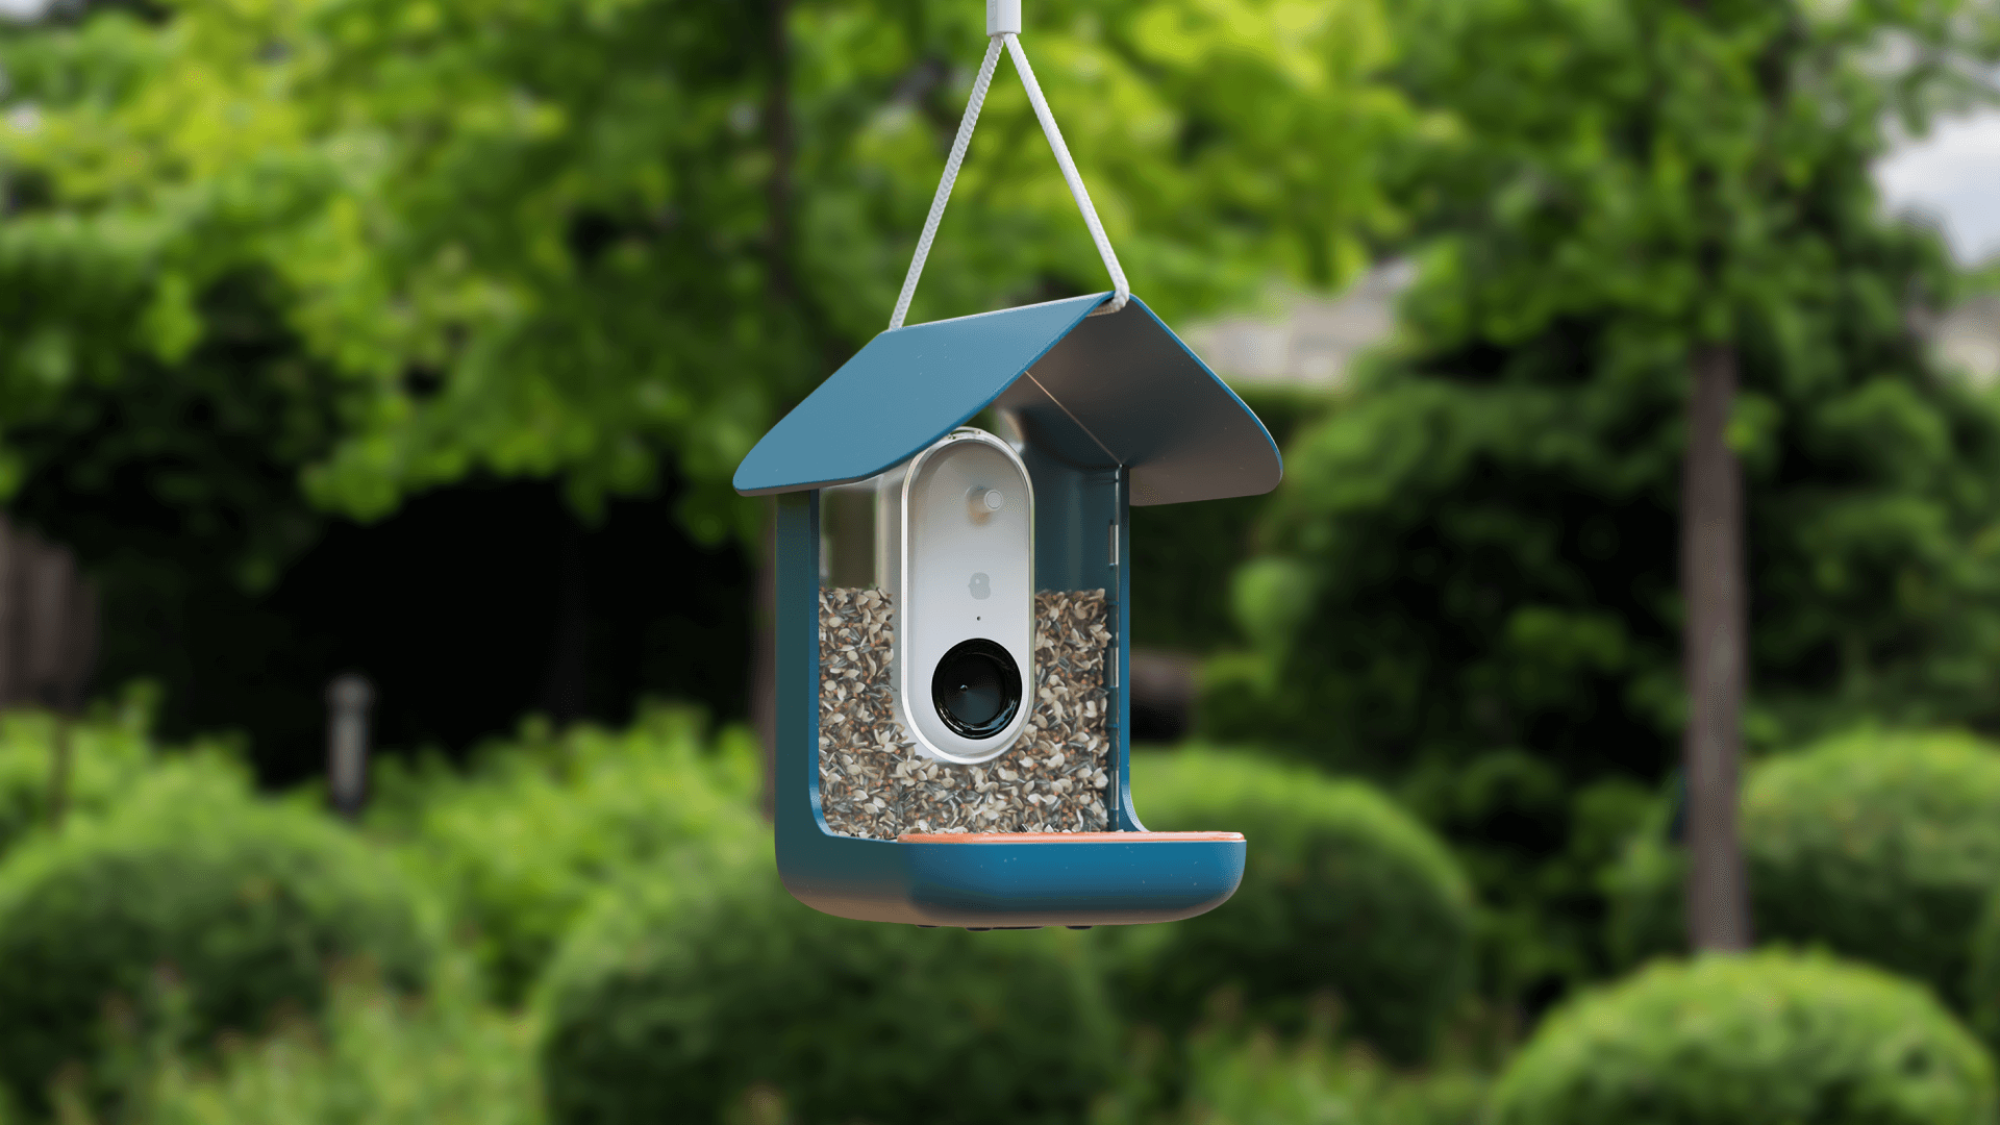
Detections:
[983, 489, 1005, 511]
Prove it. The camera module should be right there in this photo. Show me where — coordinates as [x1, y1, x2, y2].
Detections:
[931, 638, 1022, 740]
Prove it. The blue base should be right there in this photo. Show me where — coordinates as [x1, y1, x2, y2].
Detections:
[779, 833, 1246, 928]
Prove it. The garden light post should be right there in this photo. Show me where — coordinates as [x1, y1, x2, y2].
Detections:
[326, 674, 374, 819]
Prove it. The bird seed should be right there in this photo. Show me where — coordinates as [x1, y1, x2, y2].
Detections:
[816, 587, 1113, 839]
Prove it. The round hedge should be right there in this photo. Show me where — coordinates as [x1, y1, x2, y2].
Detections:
[1490, 952, 1996, 1125]
[392, 711, 764, 1004]
[538, 858, 1117, 1125]
[1610, 730, 2000, 1005]
[1118, 748, 1475, 1063]
[0, 764, 438, 1115]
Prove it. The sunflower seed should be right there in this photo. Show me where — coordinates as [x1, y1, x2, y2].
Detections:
[815, 587, 1113, 839]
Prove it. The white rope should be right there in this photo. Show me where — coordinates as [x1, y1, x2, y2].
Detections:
[889, 36, 1005, 331]
[1005, 34, 1129, 317]
[888, 30, 1131, 331]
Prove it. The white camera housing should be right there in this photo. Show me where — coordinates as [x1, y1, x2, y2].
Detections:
[885, 427, 1035, 764]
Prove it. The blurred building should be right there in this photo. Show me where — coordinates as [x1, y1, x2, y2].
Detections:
[1185, 103, 2000, 388]
[1936, 295, 2000, 385]
[1186, 258, 2000, 388]
[1181, 261, 1413, 388]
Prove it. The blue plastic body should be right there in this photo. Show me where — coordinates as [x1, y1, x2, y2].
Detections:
[742, 293, 1280, 927]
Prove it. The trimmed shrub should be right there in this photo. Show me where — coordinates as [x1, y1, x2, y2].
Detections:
[382, 707, 764, 1004]
[126, 956, 537, 1125]
[1490, 952, 1996, 1125]
[538, 859, 1118, 1125]
[1118, 748, 1476, 1063]
[0, 763, 438, 1116]
[0, 706, 154, 861]
[1095, 1022, 1486, 1125]
[1610, 729, 2000, 1006]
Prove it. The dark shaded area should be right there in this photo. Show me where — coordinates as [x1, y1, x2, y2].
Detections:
[1127, 649, 1197, 744]
[1124, 385, 1330, 742]
[2, 270, 346, 777]
[259, 482, 754, 775]
[1127, 385, 1329, 653]
[2, 271, 753, 785]
[27, 477, 751, 786]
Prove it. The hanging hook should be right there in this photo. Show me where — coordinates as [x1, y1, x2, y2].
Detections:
[987, 0, 1020, 37]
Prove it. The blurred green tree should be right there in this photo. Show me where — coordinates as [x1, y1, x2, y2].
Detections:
[0, 0, 1414, 540]
[1212, 0, 2000, 1001]
[0, 0, 1418, 763]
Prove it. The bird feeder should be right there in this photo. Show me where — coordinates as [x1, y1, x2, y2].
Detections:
[731, 2, 1282, 928]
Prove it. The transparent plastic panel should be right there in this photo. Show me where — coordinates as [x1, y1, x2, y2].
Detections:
[815, 427, 1116, 840]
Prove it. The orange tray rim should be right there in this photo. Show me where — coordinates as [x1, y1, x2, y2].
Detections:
[895, 830, 1245, 844]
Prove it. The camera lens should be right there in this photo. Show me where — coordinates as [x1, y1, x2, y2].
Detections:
[931, 639, 1022, 740]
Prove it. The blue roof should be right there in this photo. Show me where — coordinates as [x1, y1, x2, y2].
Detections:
[733, 294, 1282, 506]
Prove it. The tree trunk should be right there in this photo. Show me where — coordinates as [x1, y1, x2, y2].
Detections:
[1681, 342, 1752, 952]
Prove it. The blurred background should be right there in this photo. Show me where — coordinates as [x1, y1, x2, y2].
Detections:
[1, 0, 2000, 1121]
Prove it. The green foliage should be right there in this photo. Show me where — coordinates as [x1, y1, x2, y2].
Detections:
[1129, 385, 1337, 654]
[1119, 749, 1475, 1063]
[0, 5, 347, 518]
[0, 190, 183, 496]
[1166, 1033, 1483, 1125]
[0, 0, 1413, 543]
[91, 957, 540, 1125]
[1602, 800, 1685, 969]
[538, 860, 1117, 1125]
[0, 0, 1420, 773]
[1611, 729, 2000, 1009]
[0, 705, 151, 862]
[379, 707, 765, 1004]
[1489, 952, 1996, 1125]
[1097, 1022, 1487, 1125]
[0, 762, 438, 1118]
[0, 264, 341, 589]
[1212, 0, 2000, 1002]
[1969, 888, 2000, 1049]
[0, 265, 347, 755]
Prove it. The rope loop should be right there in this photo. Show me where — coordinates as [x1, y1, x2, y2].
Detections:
[888, 25, 1130, 331]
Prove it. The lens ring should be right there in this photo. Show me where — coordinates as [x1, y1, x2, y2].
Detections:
[931, 639, 1023, 740]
